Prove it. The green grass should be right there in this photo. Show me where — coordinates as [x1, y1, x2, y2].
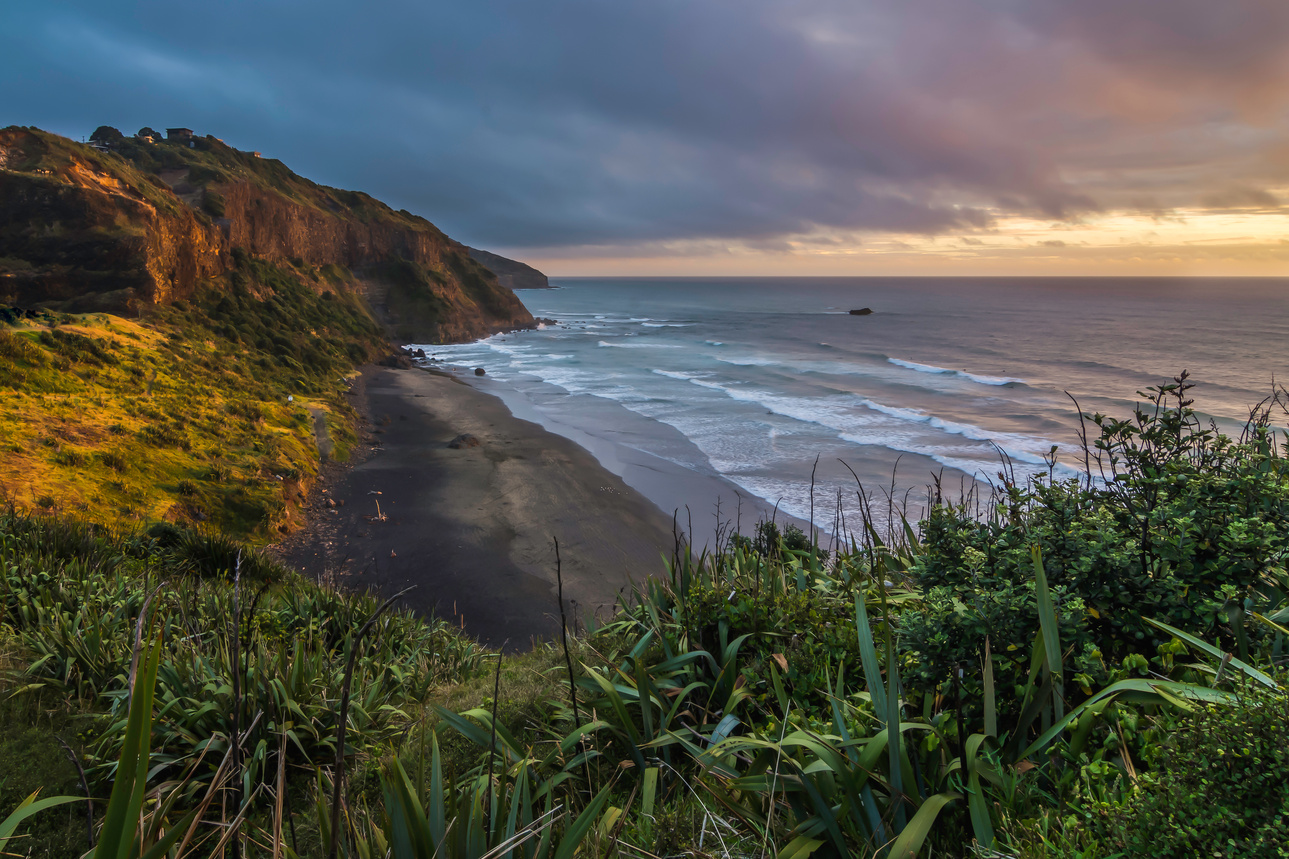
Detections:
[0, 511, 487, 857]
[0, 254, 385, 540]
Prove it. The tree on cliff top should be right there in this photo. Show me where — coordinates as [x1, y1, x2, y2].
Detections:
[90, 125, 123, 144]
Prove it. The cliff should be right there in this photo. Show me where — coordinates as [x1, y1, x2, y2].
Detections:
[0, 126, 534, 343]
[467, 247, 551, 289]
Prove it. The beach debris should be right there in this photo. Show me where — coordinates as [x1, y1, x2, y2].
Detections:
[448, 433, 481, 449]
[389, 550, 397, 558]
[367, 490, 382, 495]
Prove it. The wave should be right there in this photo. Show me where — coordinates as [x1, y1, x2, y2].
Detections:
[888, 358, 1025, 386]
[714, 355, 782, 367]
[649, 369, 1080, 479]
[599, 340, 683, 349]
[642, 322, 693, 327]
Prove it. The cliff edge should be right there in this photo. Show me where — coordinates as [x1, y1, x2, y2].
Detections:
[0, 126, 534, 343]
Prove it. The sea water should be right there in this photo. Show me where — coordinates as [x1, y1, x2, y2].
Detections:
[414, 277, 1289, 533]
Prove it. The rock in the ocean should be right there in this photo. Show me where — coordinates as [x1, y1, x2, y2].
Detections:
[849, 307, 874, 316]
[448, 434, 481, 449]
[474, 367, 486, 376]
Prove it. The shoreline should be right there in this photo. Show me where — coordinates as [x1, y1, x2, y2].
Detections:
[467, 372, 816, 549]
[274, 364, 681, 649]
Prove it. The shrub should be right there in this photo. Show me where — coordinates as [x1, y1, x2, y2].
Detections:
[52, 449, 87, 467]
[1077, 684, 1289, 857]
[202, 190, 225, 218]
[97, 450, 128, 472]
[0, 329, 45, 365]
[902, 376, 1289, 712]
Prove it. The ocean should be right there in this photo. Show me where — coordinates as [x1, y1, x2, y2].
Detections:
[414, 277, 1289, 542]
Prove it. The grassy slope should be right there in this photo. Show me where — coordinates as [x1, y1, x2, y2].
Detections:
[0, 255, 386, 540]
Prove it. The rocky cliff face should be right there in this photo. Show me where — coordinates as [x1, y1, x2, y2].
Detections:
[0, 134, 223, 312]
[0, 126, 533, 342]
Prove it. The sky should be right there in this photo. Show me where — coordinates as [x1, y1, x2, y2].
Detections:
[2, 0, 1288, 276]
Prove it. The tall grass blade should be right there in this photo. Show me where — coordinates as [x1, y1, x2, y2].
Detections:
[854, 595, 887, 716]
[1031, 545, 1064, 723]
[885, 635, 907, 832]
[0, 793, 81, 851]
[964, 734, 994, 850]
[982, 638, 996, 739]
[550, 784, 613, 859]
[94, 633, 162, 859]
[887, 791, 958, 859]
[1143, 617, 1277, 688]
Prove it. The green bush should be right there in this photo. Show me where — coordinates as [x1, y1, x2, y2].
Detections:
[1077, 684, 1289, 857]
[902, 376, 1289, 716]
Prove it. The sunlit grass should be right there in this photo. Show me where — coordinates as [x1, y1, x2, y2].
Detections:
[0, 262, 382, 541]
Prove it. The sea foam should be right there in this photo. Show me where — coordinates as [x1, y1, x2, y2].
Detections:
[888, 358, 1025, 386]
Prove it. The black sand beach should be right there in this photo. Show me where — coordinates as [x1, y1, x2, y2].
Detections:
[276, 365, 680, 648]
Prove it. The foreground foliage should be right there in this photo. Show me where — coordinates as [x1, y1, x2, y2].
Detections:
[2, 375, 1288, 857]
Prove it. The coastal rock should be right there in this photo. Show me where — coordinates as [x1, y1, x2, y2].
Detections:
[849, 307, 874, 315]
[474, 367, 486, 376]
[380, 353, 414, 369]
[448, 433, 481, 449]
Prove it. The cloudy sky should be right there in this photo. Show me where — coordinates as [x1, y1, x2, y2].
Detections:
[3, 0, 1288, 275]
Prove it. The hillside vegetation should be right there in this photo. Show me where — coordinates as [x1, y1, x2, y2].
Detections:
[0, 124, 544, 534]
[2, 375, 1288, 858]
[0, 252, 387, 536]
[0, 125, 534, 341]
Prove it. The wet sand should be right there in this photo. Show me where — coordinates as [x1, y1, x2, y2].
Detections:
[276, 365, 680, 649]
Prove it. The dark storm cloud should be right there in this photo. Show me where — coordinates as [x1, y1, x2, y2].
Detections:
[2, 0, 1285, 252]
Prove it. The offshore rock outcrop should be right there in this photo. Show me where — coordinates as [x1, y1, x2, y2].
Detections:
[0, 126, 534, 342]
